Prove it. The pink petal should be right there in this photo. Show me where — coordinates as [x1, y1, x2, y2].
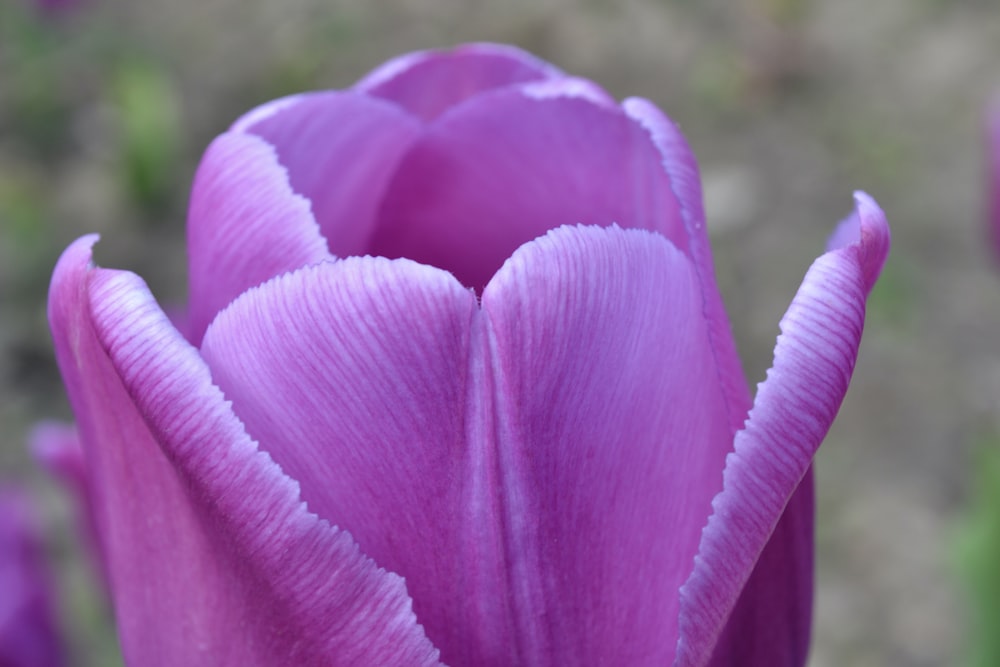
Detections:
[185, 132, 331, 344]
[49, 236, 442, 667]
[355, 43, 564, 121]
[675, 192, 890, 667]
[201, 225, 734, 665]
[370, 85, 691, 293]
[234, 91, 422, 258]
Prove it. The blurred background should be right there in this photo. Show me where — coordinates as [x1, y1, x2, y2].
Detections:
[2, 0, 1000, 664]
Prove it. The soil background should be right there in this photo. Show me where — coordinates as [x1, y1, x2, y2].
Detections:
[3, 0, 999, 664]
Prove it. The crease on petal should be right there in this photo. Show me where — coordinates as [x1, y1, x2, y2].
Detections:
[186, 132, 331, 345]
[481, 224, 734, 666]
[674, 193, 889, 667]
[49, 236, 442, 666]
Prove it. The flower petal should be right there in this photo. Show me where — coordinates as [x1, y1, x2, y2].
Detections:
[704, 469, 814, 666]
[201, 225, 735, 666]
[480, 225, 734, 665]
[623, 97, 752, 433]
[0, 488, 65, 667]
[186, 132, 331, 344]
[675, 192, 890, 667]
[371, 86, 691, 292]
[235, 91, 422, 258]
[355, 43, 564, 121]
[49, 236, 442, 667]
[201, 256, 504, 665]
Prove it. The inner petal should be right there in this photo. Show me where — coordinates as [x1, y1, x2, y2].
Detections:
[369, 86, 690, 293]
[356, 43, 564, 121]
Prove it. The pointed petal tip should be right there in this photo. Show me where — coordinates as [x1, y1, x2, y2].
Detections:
[54, 233, 100, 270]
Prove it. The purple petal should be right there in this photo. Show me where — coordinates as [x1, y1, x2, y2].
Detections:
[623, 97, 753, 433]
[481, 225, 736, 665]
[49, 236, 442, 667]
[355, 43, 564, 121]
[0, 488, 65, 667]
[200, 256, 499, 665]
[235, 91, 422, 258]
[675, 192, 890, 667]
[705, 468, 814, 666]
[371, 86, 691, 293]
[201, 225, 734, 665]
[185, 132, 331, 344]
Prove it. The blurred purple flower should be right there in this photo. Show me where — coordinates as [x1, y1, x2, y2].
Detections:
[0, 488, 65, 667]
[47, 44, 889, 666]
[989, 97, 1000, 260]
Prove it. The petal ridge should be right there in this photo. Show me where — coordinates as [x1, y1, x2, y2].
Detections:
[49, 236, 442, 666]
[483, 224, 735, 666]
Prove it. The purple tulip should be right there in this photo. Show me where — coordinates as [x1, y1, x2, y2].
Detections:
[0, 488, 65, 667]
[47, 44, 889, 666]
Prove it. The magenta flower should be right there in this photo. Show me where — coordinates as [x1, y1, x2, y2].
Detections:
[0, 488, 65, 667]
[48, 44, 889, 666]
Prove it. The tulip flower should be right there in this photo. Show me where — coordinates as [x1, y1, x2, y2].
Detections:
[0, 487, 65, 667]
[47, 43, 889, 666]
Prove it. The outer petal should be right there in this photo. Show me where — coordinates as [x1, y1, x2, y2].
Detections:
[371, 85, 691, 292]
[0, 488, 65, 667]
[626, 97, 818, 666]
[675, 193, 890, 667]
[49, 236, 441, 667]
[185, 132, 331, 344]
[234, 91, 422, 258]
[201, 225, 734, 666]
[355, 43, 564, 121]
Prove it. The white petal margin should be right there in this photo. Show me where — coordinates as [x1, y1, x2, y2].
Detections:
[674, 192, 889, 667]
[62, 236, 443, 666]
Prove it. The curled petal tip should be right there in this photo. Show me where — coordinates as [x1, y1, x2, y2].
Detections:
[826, 192, 890, 295]
[850, 191, 890, 294]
